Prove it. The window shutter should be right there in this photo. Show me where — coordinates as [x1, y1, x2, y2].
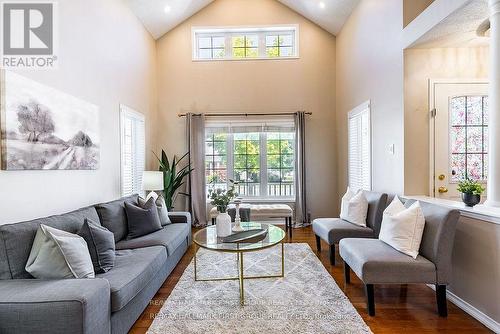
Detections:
[348, 102, 371, 192]
[120, 106, 145, 197]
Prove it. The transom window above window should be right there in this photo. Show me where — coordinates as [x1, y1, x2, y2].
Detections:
[193, 26, 298, 61]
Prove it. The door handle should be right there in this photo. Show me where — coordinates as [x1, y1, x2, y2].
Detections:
[438, 186, 448, 194]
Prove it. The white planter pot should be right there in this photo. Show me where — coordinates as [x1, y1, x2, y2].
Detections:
[216, 212, 232, 237]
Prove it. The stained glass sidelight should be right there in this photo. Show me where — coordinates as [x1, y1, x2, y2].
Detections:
[449, 96, 488, 182]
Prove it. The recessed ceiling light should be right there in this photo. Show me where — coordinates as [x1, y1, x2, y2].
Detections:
[164, 5, 171, 13]
[319, 2, 326, 9]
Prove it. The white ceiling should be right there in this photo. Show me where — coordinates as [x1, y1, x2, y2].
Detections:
[277, 0, 360, 35]
[125, 0, 361, 40]
[408, 0, 489, 48]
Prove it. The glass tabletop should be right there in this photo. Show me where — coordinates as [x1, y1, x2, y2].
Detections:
[193, 222, 285, 252]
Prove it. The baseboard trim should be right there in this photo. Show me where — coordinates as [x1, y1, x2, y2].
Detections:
[427, 284, 500, 333]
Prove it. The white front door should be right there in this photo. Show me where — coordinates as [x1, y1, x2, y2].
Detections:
[432, 82, 489, 200]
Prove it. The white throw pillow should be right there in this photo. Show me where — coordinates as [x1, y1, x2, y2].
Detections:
[25, 224, 95, 279]
[379, 196, 426, 259]
[339, 188, 369, 227]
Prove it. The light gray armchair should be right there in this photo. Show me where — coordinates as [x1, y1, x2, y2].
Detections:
[339, 200, 460, 317]
[312, 191, 388, 265]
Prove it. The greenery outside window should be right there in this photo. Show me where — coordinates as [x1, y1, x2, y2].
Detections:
[205, 123, 295, 199]
[232, 35, 259, 58]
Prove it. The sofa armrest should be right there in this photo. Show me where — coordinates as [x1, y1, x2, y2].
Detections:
[168, 211, 192, 224]
[0, 278, 110, 334]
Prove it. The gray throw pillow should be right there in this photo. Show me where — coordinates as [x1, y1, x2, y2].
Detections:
[125, 197, 162, 239]
[25, 224, 95, 279]
[95, 194, 139, 242]
[78, 218, 116, 273]
[139, 195, 171, 226]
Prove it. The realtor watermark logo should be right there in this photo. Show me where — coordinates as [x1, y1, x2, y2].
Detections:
[1, 1, 58, 69]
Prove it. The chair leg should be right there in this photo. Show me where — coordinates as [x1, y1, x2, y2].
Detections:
[315, 235, 321, 251]
[288, 217, 293, 240]
[344, 261, 351, 285]
[329, 244, 336, 266]
[365, 284, 375, 316]
[436, 284, 448, 317]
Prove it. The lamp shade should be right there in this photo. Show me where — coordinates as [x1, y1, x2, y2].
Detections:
[142, 171, 164, 191]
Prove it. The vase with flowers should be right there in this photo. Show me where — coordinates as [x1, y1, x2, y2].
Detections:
[208, 180, 238, 237]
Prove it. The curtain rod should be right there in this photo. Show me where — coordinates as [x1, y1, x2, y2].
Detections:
[178, 111, 311, 117]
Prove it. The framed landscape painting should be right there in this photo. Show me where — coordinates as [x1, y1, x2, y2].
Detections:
[0, 71, 100, 170]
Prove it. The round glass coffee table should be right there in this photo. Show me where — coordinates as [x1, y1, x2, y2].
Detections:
[192, 222, 286, 305]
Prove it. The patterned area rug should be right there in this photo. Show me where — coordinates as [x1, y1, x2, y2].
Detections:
[147, 243, 372, 334]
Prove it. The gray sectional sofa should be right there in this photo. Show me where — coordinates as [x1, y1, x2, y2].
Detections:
[0, 194, 192, 334]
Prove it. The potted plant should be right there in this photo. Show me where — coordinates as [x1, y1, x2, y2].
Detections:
[457, 177, 485, 207]
[208, 180, 238, 237]
[154, 150, 193, 211]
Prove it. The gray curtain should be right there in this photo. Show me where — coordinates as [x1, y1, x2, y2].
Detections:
[294, 111, 308, 226]
[187, 113, 207, 227]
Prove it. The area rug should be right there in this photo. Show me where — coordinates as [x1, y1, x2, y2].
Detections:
[147, 243, 372, 334]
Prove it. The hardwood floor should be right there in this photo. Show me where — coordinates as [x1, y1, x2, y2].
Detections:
[129, 226, 491, 333]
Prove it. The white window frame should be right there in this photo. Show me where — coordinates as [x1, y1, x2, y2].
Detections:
[192, 25, 299, 61]
[120, 105, 145, 197]
[348, 101, 372, 192]
[205, 125, 296, 201]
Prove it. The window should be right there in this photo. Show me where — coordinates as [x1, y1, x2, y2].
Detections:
[232, 35, 259, 58]
[120, 105, 145, 197]
[205, 120, 295, 199]
[265, 34, 294, 57]
[205, 131, 228, 191]
[193, 26, 298, 60]
[197, 35, 225, 59]
[267, 132, 294, 196]
[233, 132, 261, 195]
[449, 96, 489, 182]
[348, 101, 371, 192]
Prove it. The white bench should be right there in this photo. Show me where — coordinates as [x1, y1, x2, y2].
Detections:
[209, 204, 294, 237]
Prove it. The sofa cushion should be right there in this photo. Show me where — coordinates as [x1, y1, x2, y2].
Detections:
[95, 194, 139, 242]
[78, 219, 116, 274]
[312, 218, 374, 245]
[379, 197, 426, 259]
[339, 238, 436, 284]
[25, 224, 95, 279]
[125, 198, 162, 239]
[139, 195, 171, 226]
[115, 223, 190, 256]
[97, 246, 167, 312]
[0, 206, 100, 279]
[0, 278, 111, 334]
[340, 188, 369, 227]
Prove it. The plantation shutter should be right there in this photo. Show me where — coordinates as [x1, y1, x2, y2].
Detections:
[348, 102, 371, 192]
[120, 105, 145, 197]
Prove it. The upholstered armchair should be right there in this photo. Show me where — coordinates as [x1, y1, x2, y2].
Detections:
[340, 200, 460, 317]
[312, 192, 388, 265]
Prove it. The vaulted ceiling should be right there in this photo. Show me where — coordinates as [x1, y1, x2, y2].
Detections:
[124, 0, 361, 40]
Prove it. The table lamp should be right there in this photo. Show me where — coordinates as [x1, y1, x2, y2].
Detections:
[142, 171, 164, 201]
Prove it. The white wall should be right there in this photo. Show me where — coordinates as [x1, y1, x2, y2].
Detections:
[156, 0, 338, 217]
[0, 0, 157, 224]
[336, 0, 405, 201]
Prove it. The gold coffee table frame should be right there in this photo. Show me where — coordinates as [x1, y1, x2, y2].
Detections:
[192, 222, 286, 305]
